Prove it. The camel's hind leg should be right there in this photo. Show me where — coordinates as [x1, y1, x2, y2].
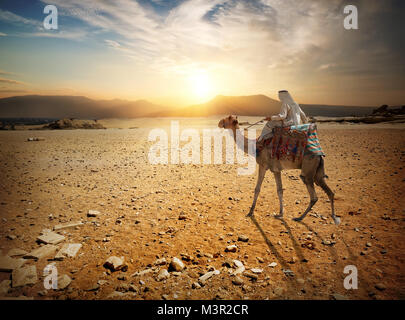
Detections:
[247, 165, 266, 217]
[315, 175, 340, 225]
[293, 182, 318, 222]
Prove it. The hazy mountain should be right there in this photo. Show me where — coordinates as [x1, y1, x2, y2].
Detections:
[0, 95, 166, 119]
[0, 94, 375, 119]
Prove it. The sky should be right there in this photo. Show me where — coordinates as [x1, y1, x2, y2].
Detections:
[0, 0, 404, 107]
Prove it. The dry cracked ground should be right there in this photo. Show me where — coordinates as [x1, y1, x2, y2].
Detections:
[0, 120, 404, 300]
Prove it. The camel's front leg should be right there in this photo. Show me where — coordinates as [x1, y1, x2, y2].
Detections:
[273, 171, 284, 219]
[247, 165, 266, 217]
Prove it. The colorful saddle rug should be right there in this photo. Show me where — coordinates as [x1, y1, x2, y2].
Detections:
[256, 123, 324, 161]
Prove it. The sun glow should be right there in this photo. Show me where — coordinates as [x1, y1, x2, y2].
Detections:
[188, 71, 215, 102]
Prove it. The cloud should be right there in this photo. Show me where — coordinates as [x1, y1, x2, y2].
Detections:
[0, 32, 6, 36]
[0, 78, 25, 85]
[0, 9, 39, 27]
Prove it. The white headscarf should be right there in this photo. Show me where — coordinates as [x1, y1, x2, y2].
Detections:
[274, 90, 307, 125]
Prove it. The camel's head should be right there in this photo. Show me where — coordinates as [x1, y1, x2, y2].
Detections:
[218, 115, 239, 129]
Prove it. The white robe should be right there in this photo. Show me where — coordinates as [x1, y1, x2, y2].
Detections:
[259, 91, 308, 140]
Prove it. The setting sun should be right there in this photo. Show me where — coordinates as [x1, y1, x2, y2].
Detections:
[188, 71, 215, 102]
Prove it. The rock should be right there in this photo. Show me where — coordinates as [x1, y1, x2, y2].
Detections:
[104, 256, 126, 272]
[244, 272, 258, 280]
[162, 294, 170, 300]
[360, 251, 367, 256]
[268, 262, 277, 268]
[225, 245, 237, 253]
[98, 280, 107, 286]
[53, 221, 83, 231]
[366, 242, 372, 247]
[85, 283, 100, 291]
[233, 260, 244, 268]
[54, 243, 82, 260]
[199, 270, 220, 284]
[375, 283, 386, 291]
[169, 257, 185, 272]
[0, 255, 26, 272]
[12, 265, 38, 287]
[157, 269, 170, 281]
[238, 235, 249, 242]
[132, 268, 153, 277]
[192, 282, 201, 289]
[87, 210, 100, 217]
[283, 269, 295, 277]
[250, 268, 263, 274]
[274, 287, 284, 296]
[232, 276, 244, 286]
[0, 280, 11, 295]
[154, 258, 167, 266]
[106, 291, 126, 299]
[7, 249, 28, 257]
[232, 266, 245, 276]
[57, 274, 72, 290]
[178, 214, 187, 220]
[6, 235, 16, 240]
[24, 244, 59, 260]
[256, 256, 264, 263]
[297, 278, 305, 285]
[332, 293, 348, 300]
[37, 231, 65, 245]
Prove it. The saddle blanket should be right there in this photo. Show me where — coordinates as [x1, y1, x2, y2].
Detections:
[256, 123, 325, 161]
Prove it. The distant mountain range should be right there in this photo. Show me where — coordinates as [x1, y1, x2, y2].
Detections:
[0, 94, 376, 119]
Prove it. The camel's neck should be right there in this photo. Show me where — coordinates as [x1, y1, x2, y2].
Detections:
[231, 127, 255, 155]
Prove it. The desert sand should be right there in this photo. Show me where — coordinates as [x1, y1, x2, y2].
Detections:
[0, 117, 404, 300]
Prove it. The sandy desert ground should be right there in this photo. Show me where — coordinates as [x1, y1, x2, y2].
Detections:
[0, 117, 404, 300]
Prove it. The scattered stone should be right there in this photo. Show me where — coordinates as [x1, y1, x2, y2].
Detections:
[57, 274, 72, 290]
[157, 269, 170, 281]
[366, 242, 372, 248]
[169, 257, 185, 272]
[268, 262, 277, 268]
[104, 256, 127, 272]
[132, 268, 153, 277]
[178, 214, 187, 220]
[154, 258, 167, 266]
[54, 243, 82, 260]
[232, 276, 244, 286]
[12, 265, 37, 287]
[7, 249, 28, 258]
[192, 282, 201, 289]
[375, 283, 386, 291]
[332, 293, 349, 300]
[37, 231, 65, 245]
[24, 244, 59, 260]
[85, 283, 100, 291]
[106, 291, 126, 299]
[162, 294, 170, 300]
[6, 235, 16, 240]
[238, 235, 249, 242]
[225, 245, 237, 253]
[297, 278, 305, 285]
[0, 280, 11, 295]
[199, 270, 220, 284]
[244, 272, 258, 280]
[360, 251, 367, 256]
[250, 268, 263, 274]
[256, 257, 264, 263]
[53, 221, 83, 231]
[87, 210, 100, 217]
[98, 280, 107, 286]
[283, 269, 295, 277]
[0, 255, 26, 272]
[233, 260, 244, 268]
[274, 287, 284, 296]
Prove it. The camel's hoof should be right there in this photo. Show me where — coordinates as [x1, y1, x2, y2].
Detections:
[333, 217, 341, 225]
[292, 217, 302, 222]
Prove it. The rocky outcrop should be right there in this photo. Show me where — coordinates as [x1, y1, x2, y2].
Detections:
[41, 118, 105, 130]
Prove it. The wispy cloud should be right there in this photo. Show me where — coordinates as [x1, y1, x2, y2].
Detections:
[0, 32, 6, 36]
[0, 78, 26, 85]
[0, 9, 40, 27]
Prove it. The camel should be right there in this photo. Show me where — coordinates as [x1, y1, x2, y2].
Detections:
[218, 115, 340, 225]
